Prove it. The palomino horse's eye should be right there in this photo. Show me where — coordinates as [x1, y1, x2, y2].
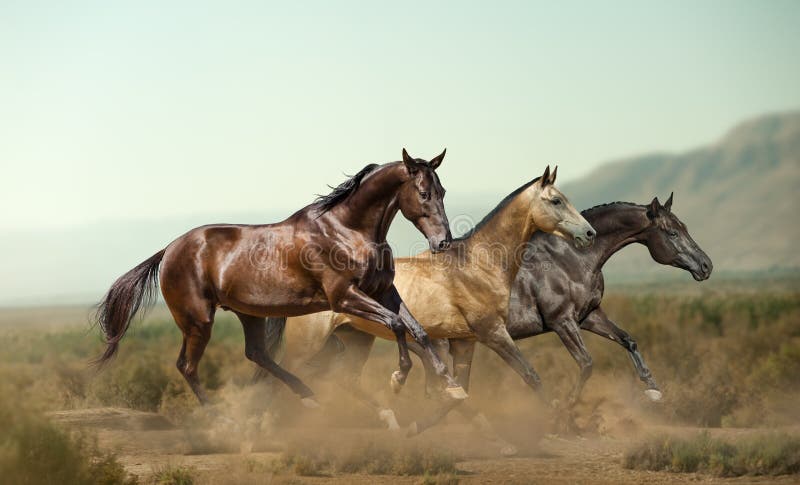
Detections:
[551, 198, 562, 206]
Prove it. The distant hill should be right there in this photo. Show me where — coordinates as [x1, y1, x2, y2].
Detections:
[560, 111, 800, 277]
[1, 112, 797, 305]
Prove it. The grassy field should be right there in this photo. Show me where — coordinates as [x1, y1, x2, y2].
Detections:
[0, 278, 798, 483]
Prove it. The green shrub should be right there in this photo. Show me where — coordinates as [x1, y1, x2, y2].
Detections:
[624, 432, 800, 476]
[0, 398, 138, 485]
[152, 465, 195, 485]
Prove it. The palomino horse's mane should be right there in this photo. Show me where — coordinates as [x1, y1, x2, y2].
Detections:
[313, 163, 380, 213]
[453, 177, 541, 242]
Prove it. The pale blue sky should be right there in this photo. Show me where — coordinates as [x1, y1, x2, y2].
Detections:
[2, 0, 799, 229]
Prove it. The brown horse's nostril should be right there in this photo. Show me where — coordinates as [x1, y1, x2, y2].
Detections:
[438, 240, 451, 250]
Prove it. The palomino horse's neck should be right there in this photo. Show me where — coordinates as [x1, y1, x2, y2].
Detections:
[457, 181, 541, 284]
[582, 203, 651, 272]
[331, 162, 405, 243]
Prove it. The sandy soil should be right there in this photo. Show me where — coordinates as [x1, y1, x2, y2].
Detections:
[47, 407, 799, 484]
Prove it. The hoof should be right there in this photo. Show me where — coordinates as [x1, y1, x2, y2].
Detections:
[444, 385, 468, 400]
[500, 444, 519, 457]
[407, 421, 418, 437]
[301, 397, 321, 409]
[379, 409, 401, 431]
[644, 389, 663, 402]
[390, 371, 404, 394]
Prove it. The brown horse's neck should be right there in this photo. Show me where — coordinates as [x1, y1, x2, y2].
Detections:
[455, 180, 541, 284]
[332, 162, 405, 243]
[581, 203, 651, 272]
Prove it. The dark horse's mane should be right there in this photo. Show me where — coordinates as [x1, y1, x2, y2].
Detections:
[580, 201, 640, 217]
[454, 177, 541, 241]
[313, 163, 380, 213]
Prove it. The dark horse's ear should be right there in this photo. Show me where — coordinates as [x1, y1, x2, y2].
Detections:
[664, 192, 674, 212]
[540, 165, 552, 187]
[402, 148, 419, 175]
[646, 196, 661, 219]
[429, 148, 446, 170]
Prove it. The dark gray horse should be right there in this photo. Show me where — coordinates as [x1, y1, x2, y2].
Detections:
[319, 195, 712, 438]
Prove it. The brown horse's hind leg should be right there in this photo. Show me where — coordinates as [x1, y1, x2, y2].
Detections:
[236, 313, 317, 406]
[173, 311, 215, 405]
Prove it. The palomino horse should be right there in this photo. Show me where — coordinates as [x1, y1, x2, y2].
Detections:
[93, 149, 468, 407]
[325, 195, 712, 445]
[261, 166, 596, 424]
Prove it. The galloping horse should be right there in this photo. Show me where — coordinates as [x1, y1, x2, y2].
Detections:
[325, 195, 712, 443]
[262, 166, 596, 424]
[93, 149, 467, 407]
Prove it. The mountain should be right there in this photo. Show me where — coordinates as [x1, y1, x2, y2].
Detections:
[560, 111, 800, 277]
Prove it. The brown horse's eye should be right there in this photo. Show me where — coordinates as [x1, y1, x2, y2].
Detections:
[420, 191, 430, 200]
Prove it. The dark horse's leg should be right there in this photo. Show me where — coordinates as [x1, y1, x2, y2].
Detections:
[581, 307, 661, 400]
[235, 312, 317, 405]
[550, 319, 593, 407]
[327, 283, 465, 399]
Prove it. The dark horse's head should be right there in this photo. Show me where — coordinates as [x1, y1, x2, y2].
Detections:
[399, 148, 452, 253]
[642, 193, 712, 281]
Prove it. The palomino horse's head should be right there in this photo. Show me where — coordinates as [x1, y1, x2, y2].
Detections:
[530, 166, 595, 248]
[641, 193, 712, 281]
[398, 148, 452, 253]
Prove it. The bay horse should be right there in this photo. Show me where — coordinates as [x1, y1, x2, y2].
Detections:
[261, 166, 596, 424]
[322, 195, 712, 444]
[93, 149, 468, 407]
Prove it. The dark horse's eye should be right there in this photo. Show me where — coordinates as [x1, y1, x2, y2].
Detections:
[551, 198, 562, 206]
[668, 230, 678, 238]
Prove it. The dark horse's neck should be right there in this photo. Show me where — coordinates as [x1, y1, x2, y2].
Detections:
[328, 162, 407, 243]
[580, 202, 651, 272]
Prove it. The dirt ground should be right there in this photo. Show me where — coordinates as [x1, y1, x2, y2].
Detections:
[48, 407, 800, 484]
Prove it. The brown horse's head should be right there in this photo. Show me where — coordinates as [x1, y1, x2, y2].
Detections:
[642, 193, 712, 281]
[529, 166, 596, 248]
[399, 148, 452, 253]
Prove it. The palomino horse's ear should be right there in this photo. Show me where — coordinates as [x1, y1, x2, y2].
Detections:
[664, 192, 674, 212]
[549, 166, 558, 185]
[540, 165, 552, 187]
[646, 196, 661, 219]
[429, 148, 446, 170]
[402, 148, 419, 174]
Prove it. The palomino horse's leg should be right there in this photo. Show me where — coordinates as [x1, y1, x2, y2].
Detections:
[327, 284, 466, 400]
[550, 319, 593, 407]
[581, 308, 661, 401]
[236, 312, 317, 406]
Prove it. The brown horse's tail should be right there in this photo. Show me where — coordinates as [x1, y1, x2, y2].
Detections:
[92, 249, 165, 367]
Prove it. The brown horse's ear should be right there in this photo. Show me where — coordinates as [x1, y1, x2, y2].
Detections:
[429, 148, 446, 170]
[402, 148, 419, 174]
[540, 165, 552, 187]
[549, 165, 558, 185]
[646, 196, 661, 219]
[664, 192, 674, 212]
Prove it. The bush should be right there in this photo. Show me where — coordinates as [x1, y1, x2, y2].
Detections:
[152, 465, 195, 485]
[624, 432, 800, 476]
[0, 398, 138, 485]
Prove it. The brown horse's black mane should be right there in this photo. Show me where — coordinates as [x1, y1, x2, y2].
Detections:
[313, 163, 380, 213]
[454, 177, 541, 241]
